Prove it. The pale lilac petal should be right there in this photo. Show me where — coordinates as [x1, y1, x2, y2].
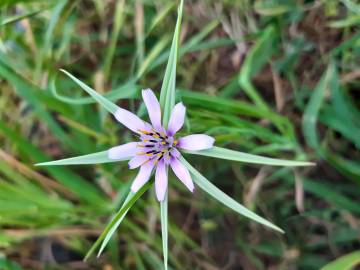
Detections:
[155, 160, 168, 201]
[128, 155, 149, 169]
[178, 134, 215, 151]
[114, 107, 146, 133]
[170, 157, 194, 192]
[170, 148, 180, 158]
[167, 102, 186, 136]
[108, 142, 138, 160]
[131, 162, 154, 193]
[142, 89, 162, 130]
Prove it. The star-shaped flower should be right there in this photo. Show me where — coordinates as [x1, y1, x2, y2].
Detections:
[108, 89, 214, 201]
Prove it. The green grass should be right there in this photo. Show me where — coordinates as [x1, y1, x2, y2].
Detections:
[0, 0, 359, 269]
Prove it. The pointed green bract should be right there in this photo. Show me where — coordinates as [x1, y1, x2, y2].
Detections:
[50, 77, 138, 105]
[184, 146, 314, 167]
[159, 0, 183, 127]
[84, 181, 153, 261]
[60, 69, 119, 114]
[35, 151, 119, 166]
[180, 156, 284, 233]
[157, 1, 183, 269]
[160, 193, 168, 270]
[98, 191, 133, 257]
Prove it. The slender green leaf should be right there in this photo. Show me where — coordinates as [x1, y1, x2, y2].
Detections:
[50, 75, 138, 105]
[98, 190, 133, 257]
[157, 1, 184, 268]
[60, 69, 119, 114]
[103, 0, 125, 80]
[320, 250, 360, 270]
[160, 193, 168, 270]
[184, 146, 314, 167]
[84, 181, 153, 260]
[0, 59, 75, 149]
[302, 63, 335, 149]
[0, 9, 44, 26]
[35, 151, 120, 166]
[238, 26, 277, 110]
[159, 0, 183, 126]
[0, 121, 104, 205]
[180, 156, 284, 233]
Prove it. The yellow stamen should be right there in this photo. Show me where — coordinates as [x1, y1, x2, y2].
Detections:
[138, 129, 150, 135]
[173, 140, 178, 145]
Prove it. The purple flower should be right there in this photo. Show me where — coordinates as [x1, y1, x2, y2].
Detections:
[107, 89, 214, 201]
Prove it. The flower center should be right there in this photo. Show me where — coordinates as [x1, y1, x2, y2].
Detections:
[137, 128, 179, 164]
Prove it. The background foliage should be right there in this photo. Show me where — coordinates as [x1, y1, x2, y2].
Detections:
[0, 0, 359, 269]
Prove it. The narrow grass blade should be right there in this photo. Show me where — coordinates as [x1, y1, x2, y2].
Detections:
[84, 181, 153, 260]
[320, 250, 360, 270]
[238, 26, 276, 110]
[184, 146, 314, 167]
[302, 63, 335, 149]
[51, 75, 138, 105]
[60, 69, 119, 114]
[0, 9, 44, 26]
[160, 193, 168, 270]
[136, 35, 171, 80]
[180, 156, 284, 233]
[146, 2, 176, 35]
[35, 151, 120, 166]
[103, 0, 125, 80]
[159, 0, 183, 126]
[0, 121, 104, 204]
[0, 59, 75, 149]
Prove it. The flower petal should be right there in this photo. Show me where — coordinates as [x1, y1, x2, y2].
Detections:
[114, 107, 146, 133]
[128, 155, 149, 169]
[108, 142, 138, 160]
[142, 89, 162, 130]
[131, 162, 154, 193]
[178, 134, 215, 151]
[155, 160, 168, 201]
[167, 102, 186, 136]
[170, 157, 194, 192]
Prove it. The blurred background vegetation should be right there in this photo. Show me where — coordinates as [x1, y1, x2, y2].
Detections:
[0, 0, 359, 269]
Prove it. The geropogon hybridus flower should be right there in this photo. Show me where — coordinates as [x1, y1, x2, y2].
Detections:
[108, 89, 215, 201]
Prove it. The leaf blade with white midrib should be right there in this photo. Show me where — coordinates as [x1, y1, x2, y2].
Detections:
[160, 193, 168, 270]
[184, 146, 314, 167]
[35, 151, 122, 166]
[84, 181, 153, 261]
[157, 1, 184, 270]
[60, 69, 119, 114]
[180, 156, 284, 233]
[159, 0, 183, 126]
